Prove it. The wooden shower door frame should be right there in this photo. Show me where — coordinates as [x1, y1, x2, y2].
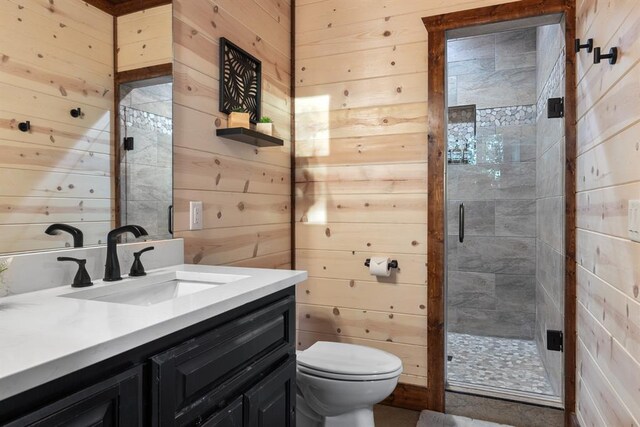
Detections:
[422, 1, 577, 425]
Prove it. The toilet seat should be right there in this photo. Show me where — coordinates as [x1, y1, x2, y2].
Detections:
[298, 363, 403, 381]
[297, 342, 402, 381]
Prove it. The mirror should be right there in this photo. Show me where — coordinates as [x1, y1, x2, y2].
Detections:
[0, 0, 173, 254]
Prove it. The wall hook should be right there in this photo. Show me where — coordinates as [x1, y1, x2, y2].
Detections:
[18, 121, 31, 132]
[70, 107, 83, 118]
[594, 46, 618, 65]
[575, 38, 593, 53]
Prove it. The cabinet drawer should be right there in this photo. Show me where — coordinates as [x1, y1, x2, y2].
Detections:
[6, 366, 142, 427]
[151, 295, 295, 425]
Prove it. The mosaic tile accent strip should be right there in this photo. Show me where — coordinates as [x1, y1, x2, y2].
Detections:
[120, 106, 172, 135]
[477, 105, 536, 128]
[447, 332, 555, 396]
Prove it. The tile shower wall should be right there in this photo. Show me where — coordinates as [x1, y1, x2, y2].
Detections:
[534, 23, 565, 398]
[119, 83, 173, 240]
[447, 28, 538, 339]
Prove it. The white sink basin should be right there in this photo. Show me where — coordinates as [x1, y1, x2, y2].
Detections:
[60, 271, 249, 306]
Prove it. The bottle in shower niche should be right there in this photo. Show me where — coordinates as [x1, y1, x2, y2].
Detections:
[451, 143, 463, 164]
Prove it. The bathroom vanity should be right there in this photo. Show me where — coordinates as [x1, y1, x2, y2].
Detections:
[0, 264, 306, 426]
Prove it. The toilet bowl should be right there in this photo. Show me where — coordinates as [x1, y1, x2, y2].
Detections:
[296, 341, 403, 427]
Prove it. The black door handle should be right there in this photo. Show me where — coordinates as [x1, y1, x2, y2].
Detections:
[168, 205, 173, 234]
[459, 203, 465, 243]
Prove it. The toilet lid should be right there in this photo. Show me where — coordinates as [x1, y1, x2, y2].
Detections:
[297, 342, 402, 377]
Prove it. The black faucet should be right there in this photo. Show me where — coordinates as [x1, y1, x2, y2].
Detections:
[104, 225, 148, 282]
[57, 257, 93, 288]
[45, 224, 83, 248]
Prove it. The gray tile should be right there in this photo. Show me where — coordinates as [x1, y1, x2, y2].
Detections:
[536, 139, 564, 198]
[456, 68, 536, 109]
[157, 133, 173, 168]
[448, 200, 495, 236]
[536, 197, 564, 252]
[496, 163, 536, 200]
[534, 284, 564, 396]
[495, 274, 535, 313]
[448, 57, 496, 77]
[448, 307, 534, 339]
[457, 236, 536, 275]
[448, 34, 496, 62]
[498, 124, 536, 145]
[495, 28, 537, 57]
[535, 240, 564, 308]
[448, 270, 496, 309]
[496, 200, 536, 237]
[536, 24, 564, 98]
[448, 76, 458, 106]
[447, 165, 498, 200]
[495, 51, 536, 71]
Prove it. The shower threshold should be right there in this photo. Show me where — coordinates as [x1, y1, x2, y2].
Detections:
[446, 381, 563, 409]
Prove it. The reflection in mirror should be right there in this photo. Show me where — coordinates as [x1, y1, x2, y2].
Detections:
[119, 78, 173, 241]
[0, 1, 114, 254]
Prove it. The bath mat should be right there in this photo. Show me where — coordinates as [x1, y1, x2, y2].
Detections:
[417, 410, 513, 427]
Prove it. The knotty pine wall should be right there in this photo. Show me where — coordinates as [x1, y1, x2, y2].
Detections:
[172, 0, 292, 268]
[294, 0, 520, 389]
[117, 4, 173, 72]
[575, 0, 640, 425]
[0, 0, 114, 253]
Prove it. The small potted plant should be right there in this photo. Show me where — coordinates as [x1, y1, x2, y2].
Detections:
[228, 107, 251, 129]
[256, 117, 273, 136]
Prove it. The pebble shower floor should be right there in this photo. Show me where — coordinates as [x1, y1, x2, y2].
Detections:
[447, 332, 555, 396]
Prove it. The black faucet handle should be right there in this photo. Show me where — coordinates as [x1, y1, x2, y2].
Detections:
[57, 257, 93, 288]
[130, 246, 155, 277]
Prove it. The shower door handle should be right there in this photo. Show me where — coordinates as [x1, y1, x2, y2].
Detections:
[459, 203, 465, 243]
[168, 205, 173, 234]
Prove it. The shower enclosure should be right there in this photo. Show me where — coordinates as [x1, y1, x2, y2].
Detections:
[118, 77, 173, 241]
[445, 21, 566, 406]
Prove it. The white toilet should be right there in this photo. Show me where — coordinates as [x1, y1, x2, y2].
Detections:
[296, 341, 403, 427]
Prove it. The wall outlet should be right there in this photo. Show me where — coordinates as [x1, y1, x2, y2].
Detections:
[189, 201, 203, 230]
[629, 200, 640, 243]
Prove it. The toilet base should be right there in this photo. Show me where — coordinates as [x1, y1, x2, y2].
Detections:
[297, 391, 376, 427]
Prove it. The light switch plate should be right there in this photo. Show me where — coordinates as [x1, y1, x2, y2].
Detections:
[629, 200, 640, 243]
[190, 201, 203, 230]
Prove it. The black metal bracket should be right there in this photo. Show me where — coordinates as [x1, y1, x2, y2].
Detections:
[594, 46, 618, 65]
[364, 258, 399, 269]
[575, 38, 593, 53]
[70, 107, 83, 118]
[548, 97, 564, 119]
[18, 121, 30, 132]
[547, 330, 564, 352]
[123, 136, 134, 151]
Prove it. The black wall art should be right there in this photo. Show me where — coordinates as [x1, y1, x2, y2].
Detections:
[219, 37, 262, 123]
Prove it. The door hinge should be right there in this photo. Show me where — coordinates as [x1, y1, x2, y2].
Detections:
[547, 330, 563, 352]
[547, 97, 564, 118]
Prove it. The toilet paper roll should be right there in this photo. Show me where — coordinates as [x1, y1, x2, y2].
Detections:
[369, 257, 391, 277]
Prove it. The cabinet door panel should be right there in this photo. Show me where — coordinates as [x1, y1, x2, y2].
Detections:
[201, 397, 243, 427]
[151, 296, 295, 425]
[6, 367, 142, 427]
[244, 358, 296, 427]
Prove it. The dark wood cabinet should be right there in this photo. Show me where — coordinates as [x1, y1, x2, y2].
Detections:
[5, 367, 142, 427]
[0, 288, 297, 427]
[244, 358, 296, 427]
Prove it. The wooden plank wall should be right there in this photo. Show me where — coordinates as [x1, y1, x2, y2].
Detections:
[172, 0, 292, 269]
[117, 4, 173, 72]
[0, 0, 114, 253]
[575, 0, 640, 425]
[294, 0, 519, 389]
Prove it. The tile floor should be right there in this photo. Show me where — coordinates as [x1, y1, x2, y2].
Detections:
[447, 333, 555, 396]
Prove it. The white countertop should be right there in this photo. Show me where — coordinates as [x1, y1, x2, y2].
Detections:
[0, 264, 306, 401]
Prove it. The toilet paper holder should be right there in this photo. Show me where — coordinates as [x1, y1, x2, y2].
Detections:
[364, 258, 399, 269]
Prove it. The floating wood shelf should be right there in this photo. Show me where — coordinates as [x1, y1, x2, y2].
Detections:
[216, 127, 283, 147]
